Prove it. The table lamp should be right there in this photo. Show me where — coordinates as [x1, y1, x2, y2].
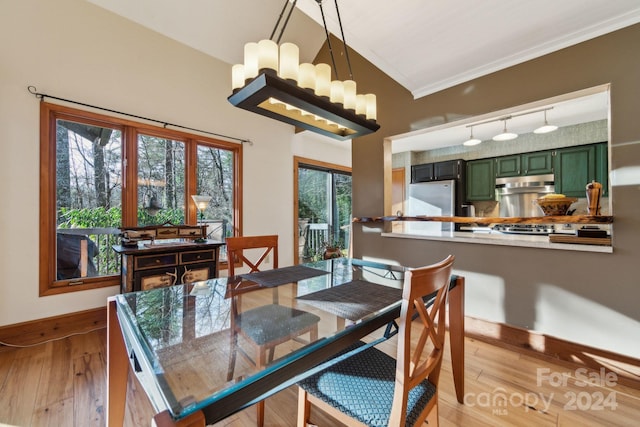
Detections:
[191, 195, 212, 242]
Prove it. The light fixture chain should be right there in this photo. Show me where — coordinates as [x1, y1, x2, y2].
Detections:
[271, 0, 298, 44]
[317, 0, 340, 79]
[333, 0, 353, 80]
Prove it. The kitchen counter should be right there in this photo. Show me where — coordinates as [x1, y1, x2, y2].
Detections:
[381, 229, 612, 253]
[358, 215, 614, 252]
[354, 214, 613, 225]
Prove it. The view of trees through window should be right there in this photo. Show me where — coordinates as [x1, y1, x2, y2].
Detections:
[298, 165, 351, 262]
[45, 104, 239, 293]
[56, 119, 123, 280]
[137, 135, 186, 226]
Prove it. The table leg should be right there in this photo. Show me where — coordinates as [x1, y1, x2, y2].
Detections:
[449, 276, 465, 403]
[106, 298, 129, 427]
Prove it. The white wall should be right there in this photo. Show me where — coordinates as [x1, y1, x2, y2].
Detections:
[0, 0, 350, 326]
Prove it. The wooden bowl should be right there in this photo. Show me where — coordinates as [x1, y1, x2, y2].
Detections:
[535, 197, 578, 216]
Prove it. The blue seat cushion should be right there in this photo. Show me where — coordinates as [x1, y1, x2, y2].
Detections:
[237, 304, 320, 345]
[298, 341, 436, 427]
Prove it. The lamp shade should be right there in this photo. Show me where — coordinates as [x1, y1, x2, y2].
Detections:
[191, 195, 212, 211]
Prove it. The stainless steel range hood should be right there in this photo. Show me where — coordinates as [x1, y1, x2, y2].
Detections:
[495, 174, 555, 217]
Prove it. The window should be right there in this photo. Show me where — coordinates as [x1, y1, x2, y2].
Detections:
[294, 157, 351, 263]
[39, 103, 241, 296]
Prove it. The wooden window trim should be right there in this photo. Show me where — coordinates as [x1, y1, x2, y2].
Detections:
[39, 102, 242, 296]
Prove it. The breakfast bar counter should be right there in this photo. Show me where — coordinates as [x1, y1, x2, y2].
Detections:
[354, 215, 614, 253]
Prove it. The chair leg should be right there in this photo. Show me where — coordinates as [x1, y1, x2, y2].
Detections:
[425, 402, 439, 427]
[256, 400, 265, 427]
[297, 387, 311, 427]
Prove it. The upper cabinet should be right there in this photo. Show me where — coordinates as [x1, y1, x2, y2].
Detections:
[466, 159, 495, 201]
[496, 150, 553, 177]
[465, 143, 607, 202]
[522, 150, 554, 175]
[411, 159, 464, 183]
[554, 142, 607, 197]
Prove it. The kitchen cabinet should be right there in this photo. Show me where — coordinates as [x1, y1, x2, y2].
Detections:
[595, 142, 609, 197]
[554, 144, 598, 197]
[522, 150, 554, 175]
[466, 158, 495, 201]
[496, 150, 553, 177]
[411, 159, 464, 182]
[495, 155, 520, 177]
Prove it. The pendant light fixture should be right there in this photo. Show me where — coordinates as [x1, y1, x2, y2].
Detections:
[228, 0, 379, 141]
[534, 108, 558, 134]
[492, 119, 518, 141]
[463, 126, 482, 146]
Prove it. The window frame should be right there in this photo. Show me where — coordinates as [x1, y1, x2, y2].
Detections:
[39, 102, 242, 296]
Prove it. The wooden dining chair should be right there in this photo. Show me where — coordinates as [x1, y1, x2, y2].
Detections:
[225, 235, 321, 427]
[297, 254, 455, 427]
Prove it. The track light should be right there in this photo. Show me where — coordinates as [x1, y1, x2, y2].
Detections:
[463, 126, 482, 146]
[493, 120, 518, 141]
[534, 109, 558, 134]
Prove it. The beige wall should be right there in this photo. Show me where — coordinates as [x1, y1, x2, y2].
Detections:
[346, 25, 640, 358]
[0, 0, 350, 326]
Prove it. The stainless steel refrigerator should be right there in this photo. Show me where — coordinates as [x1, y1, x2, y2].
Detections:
[406, 179, 455, 233]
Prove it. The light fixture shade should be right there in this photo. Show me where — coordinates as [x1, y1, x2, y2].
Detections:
[228, 72, 380, 141]
[534, 124, 558, 134]
[343, 80, 356, 110]
[534, 109, 558, 134]
[243, 42, 259, 80]
[314, 63, 331, 97]
[330, 80, 344, 104]
[232, 64, 245, 91]
[191, 194, 212, 211]
[493, 132, 518, 141]
[493, 120, 518, 141]
[298, 63, 316, 90]
[365, 94, 377, 121]
[463, 127, 481, 146]
[258, 39, 278, 72]
[279, 42, 299, 81]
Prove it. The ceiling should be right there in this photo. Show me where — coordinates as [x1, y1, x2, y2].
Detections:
[87, 0, 639, 148]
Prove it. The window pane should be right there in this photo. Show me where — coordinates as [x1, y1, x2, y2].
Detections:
[196, 144, 234, 259]
[137, 134, 186, 226]
[298, 167, 351, 262]
[56, 119, 122, 280]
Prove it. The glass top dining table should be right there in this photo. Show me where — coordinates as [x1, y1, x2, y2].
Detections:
[106, 257, 465, 427]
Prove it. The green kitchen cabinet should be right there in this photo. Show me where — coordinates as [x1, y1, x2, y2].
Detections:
[466, 158, 495, 201]
[522, 150, 554, 175]
[554, 145, 596, 197]
[595, 142, 608, 197]
[495, 155, 521, 177]
[496, 150, 553, 177]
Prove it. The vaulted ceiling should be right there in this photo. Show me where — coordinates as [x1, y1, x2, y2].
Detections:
[87, 0, 640, 147]
[88, 0, 640, 98]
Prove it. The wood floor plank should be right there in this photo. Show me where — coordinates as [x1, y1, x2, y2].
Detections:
[31, 396, 75, 427]
[34, 337, 74, 412]
[1, 322, 639, 427]
[0, 344, 47, 426]
[73, 351, 106, 427]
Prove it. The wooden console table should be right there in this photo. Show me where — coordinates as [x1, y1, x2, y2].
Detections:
[113, 240, 224, 293]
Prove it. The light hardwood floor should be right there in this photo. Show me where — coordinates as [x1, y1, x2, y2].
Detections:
[1, 323, 639, 426]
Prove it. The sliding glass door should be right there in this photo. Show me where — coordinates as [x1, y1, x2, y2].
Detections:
[295, 158, 351, 263]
